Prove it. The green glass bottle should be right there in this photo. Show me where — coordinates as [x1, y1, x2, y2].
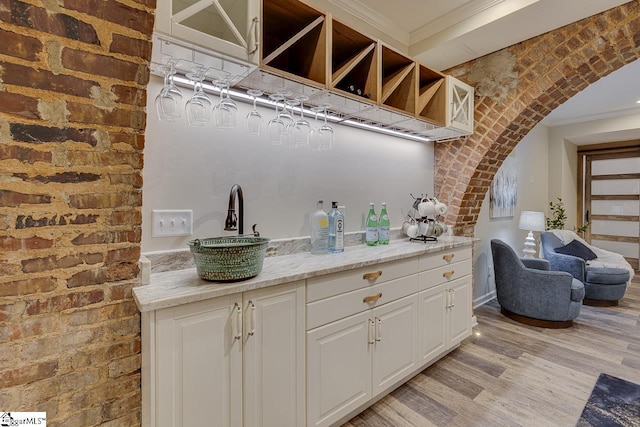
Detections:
[378, 202, 390, 244]
[365, 202, 378, 246]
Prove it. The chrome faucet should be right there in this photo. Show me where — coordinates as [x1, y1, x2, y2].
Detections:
[224, 184, 244, 235]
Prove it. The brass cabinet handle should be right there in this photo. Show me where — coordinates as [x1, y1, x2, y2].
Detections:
[363, 292, 383, 304]
[363, 270, 382, 281]
[443, 271, 455, 279]
[443, 254, 454, 262]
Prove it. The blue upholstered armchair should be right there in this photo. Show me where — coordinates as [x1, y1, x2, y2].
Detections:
[491, 239, 584, 328]
[540, 231, 630, 306]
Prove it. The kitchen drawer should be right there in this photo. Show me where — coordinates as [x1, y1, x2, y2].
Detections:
[419, 259, 472, 291]
[306, 274, 419, 330]
[306, 257, 419, 303]
[419, 246, 471, 272]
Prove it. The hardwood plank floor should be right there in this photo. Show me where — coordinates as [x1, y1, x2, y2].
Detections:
[343, 275, 640, 427]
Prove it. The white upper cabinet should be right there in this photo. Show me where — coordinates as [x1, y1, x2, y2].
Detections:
[447, 76, 474, 134]
[155, 0, 261, 64]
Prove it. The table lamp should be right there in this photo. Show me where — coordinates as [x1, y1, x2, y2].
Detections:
[518, 211, 545, 258]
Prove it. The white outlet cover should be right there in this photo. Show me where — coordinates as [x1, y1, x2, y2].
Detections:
[151, 210, 193, 237]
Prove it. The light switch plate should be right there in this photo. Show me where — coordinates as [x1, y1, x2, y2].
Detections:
[151, 210, 193, 237]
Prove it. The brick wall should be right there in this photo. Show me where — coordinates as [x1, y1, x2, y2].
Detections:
[0, 0, 638, 425]
[0, 0, 153, 425]
[435, 1, 640, 236]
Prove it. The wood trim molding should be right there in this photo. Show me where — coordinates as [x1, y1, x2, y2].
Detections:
[578, 140, 640, 153]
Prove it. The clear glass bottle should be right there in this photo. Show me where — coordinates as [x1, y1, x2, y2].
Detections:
[310, 200, 328, 254]
[328, 201, 344, 253]
[378, 202, 390, 245]
[365, 202, 378, 246]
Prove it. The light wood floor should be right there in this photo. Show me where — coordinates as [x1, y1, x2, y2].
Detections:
[344, 275, 640, 427]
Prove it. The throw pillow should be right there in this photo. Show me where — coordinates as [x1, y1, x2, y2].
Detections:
[554, 239, 597, 261]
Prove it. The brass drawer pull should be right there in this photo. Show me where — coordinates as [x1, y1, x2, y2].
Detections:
[363, 293, 383, 303]
[443, 254, 455, 262]
[363, 270, 382, 281]
[443, 271, 455, 279]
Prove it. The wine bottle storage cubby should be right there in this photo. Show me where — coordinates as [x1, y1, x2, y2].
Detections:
[417, 64, 446, 126]
[380, 45, 416, 114]
[247, 0, 473, 140]
[330, 19, 378, 103]
[261, 0, 327, 86]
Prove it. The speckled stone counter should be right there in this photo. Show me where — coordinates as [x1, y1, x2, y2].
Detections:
[133, 236, 474, 312]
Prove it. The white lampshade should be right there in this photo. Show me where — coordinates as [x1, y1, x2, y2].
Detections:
[518, 211, 545, 232]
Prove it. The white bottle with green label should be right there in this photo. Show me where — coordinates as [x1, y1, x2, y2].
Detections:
[311, 200, 329, 254]
[365, 202, 378, 246]
[378, 202, 390, 244]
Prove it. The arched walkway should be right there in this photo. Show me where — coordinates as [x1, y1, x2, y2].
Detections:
[434, 1, 640, 236]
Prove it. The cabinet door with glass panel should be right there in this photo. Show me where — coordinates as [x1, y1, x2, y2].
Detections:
[155, 0, 260, 64]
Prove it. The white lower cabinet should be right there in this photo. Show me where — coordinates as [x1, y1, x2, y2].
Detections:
[145, 281, 305, 427]
[447, 276, 472, 346]
[143, 245, 473, 427]
[307, 310, 372, 427]
[419, 276, 472, 363]
[418, 284, 446, 363]
[372, 295, 420, 395]
[307, 294, 420, 427]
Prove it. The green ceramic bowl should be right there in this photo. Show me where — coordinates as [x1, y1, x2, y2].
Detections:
[188, 236, 270, 282]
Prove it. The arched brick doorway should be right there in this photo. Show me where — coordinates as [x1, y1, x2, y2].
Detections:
[434, 1, 640, 236]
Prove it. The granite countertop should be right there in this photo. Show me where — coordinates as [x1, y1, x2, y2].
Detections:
[133, 236, 474, 312]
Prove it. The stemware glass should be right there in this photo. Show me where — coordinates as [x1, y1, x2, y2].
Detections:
[284, 98, 301, 148]
[211, 73, 233, 130]
[319, 103, 334, 150]
[246, 89, 263, 136]
[309, 106, 324, 151]
[267, 94, 286, 145]
[276, 89, 294, 129]
[220, 79, 238, 128]
[184, 66, 212, 126]
[155, 60, 183, 122]
[293, 95, 312, 146]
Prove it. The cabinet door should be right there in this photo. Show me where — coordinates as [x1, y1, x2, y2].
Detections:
[156, 295, 243, 427]
[446, 75, 474, 134]
[371, 294, 419, 395]
[243, 281, 305, 427]
[448, 276, 472, 346]
[155, 0, 260, 64]
[419, 283, 447, 363]
[307, 311, 372, 427]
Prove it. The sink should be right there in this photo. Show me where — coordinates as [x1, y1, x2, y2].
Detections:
[188, 236, 270, 282]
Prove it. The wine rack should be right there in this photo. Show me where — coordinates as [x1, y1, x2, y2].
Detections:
[153, 0, 473, 141]
[330, 19, 378, 103]
[261, 0, 328, 87]
[380, 44, 416, 115]
[417, 64, 446, 126]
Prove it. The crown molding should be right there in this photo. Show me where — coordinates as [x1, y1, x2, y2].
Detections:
[409, 0, 539, 57]
[328, 0, 410, 45]
[410, 0, 504, 43]
[543, 106, 640, 127]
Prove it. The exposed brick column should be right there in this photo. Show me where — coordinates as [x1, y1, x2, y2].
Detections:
[435, 1, 640, 236]
[0, 0, 153, 425]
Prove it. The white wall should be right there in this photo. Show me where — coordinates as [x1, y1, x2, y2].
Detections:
[548, 135, 578, 228]
[142, 76, 435, 252]
[472, 123, 550, 305]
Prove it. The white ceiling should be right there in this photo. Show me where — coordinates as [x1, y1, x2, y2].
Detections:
[321, 0, 640, 144]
